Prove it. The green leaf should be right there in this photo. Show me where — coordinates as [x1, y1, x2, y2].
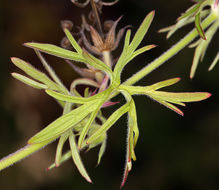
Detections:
[150, 96, 184, 116]
[82, 51, 113, 77]
[128, 11, 155, 53]
[159, 10, 209, 39]
[64, 28, 82, 54]
[113, 12, 154, 83]
[25, 42, 84, 62]
[177, 1, 204, 21]
[78, 110, 99, 149]
[121, 125, 132, 188]
[128, 100, 138, 161]
[11, 73, 47, 89]
[195, 12, 206, 40]
[26, 42, 112, 76]
[145, 90, 211, 116]
[208, 51, 219, 71]
[190, 42, 205, 78]
[11, 57, 60, 90]
[46, 90, 89, 104]
[28, 100, 98, 144]
[200, 21, 219, 61]
[126, 45, 157, 63]
[124, 29, 131, 50]
[190, 21, 218, 78]
[129, 100, 139, 150]
[148, 91, 211, 103]
[55, 132, 69, 167]
[87, 101, 130, 145]
[47, 151, 71, 170]
[146, 78, 181, 90]
[69, 131, 92, 183]
[70, 78, 100, 89]
[97, 140, 107, 165]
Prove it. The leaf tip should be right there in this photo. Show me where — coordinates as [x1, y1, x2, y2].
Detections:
[150, 44, 157, 49]
[11, 57, 21, 64]
[27, 138, 34, 145]
[205, 93, 212, 99]
[189, 73, 194, 79]
[86, 177, 93, 184]
[151, 10, 155, 16]
[174, 108, 184, 116]
[11, 72, 16, 77]
[23, 42, 31, 47]
[175, 77, 181, 82]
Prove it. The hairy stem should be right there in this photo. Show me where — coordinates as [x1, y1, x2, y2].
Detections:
[124, 12, 218, 86]
[0, 139, 55, 171]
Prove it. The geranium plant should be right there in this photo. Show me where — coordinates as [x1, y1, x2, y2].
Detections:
[0, 0, 218, 187]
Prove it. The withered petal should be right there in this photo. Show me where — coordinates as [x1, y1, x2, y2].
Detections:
[112, 25, 131, 51]
[80, 28, 101, 55]
[65, 60, 96, 79]
[105, 16, 123, 49]
[101, 0, 119, 6]
[90, 25, 104, 48]
[71, 0, 90, 7]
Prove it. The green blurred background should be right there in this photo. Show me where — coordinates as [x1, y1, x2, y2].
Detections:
[0, 0, 219, 190]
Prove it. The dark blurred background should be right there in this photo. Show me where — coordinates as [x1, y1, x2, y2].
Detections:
[0, 0, 219, 190]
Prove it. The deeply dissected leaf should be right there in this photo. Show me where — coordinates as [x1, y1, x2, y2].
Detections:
[97, 140, 107, 165]
[78, 110, 99, 149]
[190, 21, 218, 78]
[190, 42, 205, 78]
[11, 73, 47, 89]
[46, 90, 89, 104]
[159, 10, 209, 39]
[128, 11, 155, 53]
[64, 28, 82, 54]
[124, 29, 131, 50]
[69, 131, 92, 183]
[145, 90, 211, 116]
[200, 22, 218, 61]
[86, 101, 131, 145]
[126, 45, 157, 63]
[129, 100, 139, 154]
[70, 78, 100, 89]
[55, 132, 69, 167]
[25, 42, 84, 62]
[28, 100, 98, 144]
[11, 57, 60, 90]
[177, 0, 205, 21]
[148, 91, 211, 103]
[150, 95, 184, 116]
[147, 78, 181, 90]
[48, 151, 71, 170]
[121, 122, 132, 188]
[113, 11, 155, 83]
[82, 51, 113, 77]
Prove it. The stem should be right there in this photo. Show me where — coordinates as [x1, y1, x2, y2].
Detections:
[90, 0, 103, 36]
[0, 102, 72, 171]
[124, 12, 218, 86]
[98, 51, 112, 92]
[102, 51, 112, 68]
[0, 139, 55, 171]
